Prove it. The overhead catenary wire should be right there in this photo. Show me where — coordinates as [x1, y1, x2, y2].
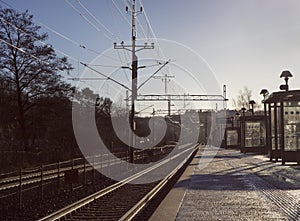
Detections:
[111, 0, 131, 26]
[0, 37, 100, 92]
[137, 0, 172, 76]
[0, 0, 133, 97]
[64, 0, 113, 41]
[121, 0, 170, 79]
[119, 0, 168, 88]
[81, 62, 131, 91]
[0, 0, 121, 63]
[138, 60, 170, 90]
[77, 0, 120, 41]
[0, 0, 131, 98]
[0, 38, 53, 66]
[121, 0, 148, 41]
[0, 0, 168, 96]
[38, 22, 102, 56]
[0, 36, 104, 89]
[68, 0, 132, 83]
[108, 0, 132, 81]
[0, 17, 79, 63]
[35, 20, 120, 62]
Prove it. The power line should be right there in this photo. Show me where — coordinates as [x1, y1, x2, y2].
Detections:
[80, 62, 131, 91]
[121, 0, 148, 40]
[74, 0, 132, 83]
[0, 38, 53, 66]
[85, 63, 124, 68]
[0, 0, 133, 96]
[111, 0, 131, 26]
[39, 22, 100, 55]
[114, 0, 154, 163]
[0, 0, 121, 63]
[138, 60, 170, 90]
[0, 16, 79, 63]
[77, 0, 119, 41]
[138, 0, 171, 76]
[121, 0, 163, 72]
[107, 1, 132, 81]
[64, 0, 113, 41]
[153, 73, 175, 95]
[0, 35, 102, 93]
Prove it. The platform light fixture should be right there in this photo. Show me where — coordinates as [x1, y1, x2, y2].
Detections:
[280, 70, 293, 91]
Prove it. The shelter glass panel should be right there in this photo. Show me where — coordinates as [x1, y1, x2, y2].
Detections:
[283, 102, 300, 151]
[245, 121, 266, 147]
[277, 105, 281, 150]
[226, 129, 238, 146]
[271, 106, 276, 150]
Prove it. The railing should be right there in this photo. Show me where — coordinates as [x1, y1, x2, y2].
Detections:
[39, 144, 198, 221]
[0, 151, 130, 209]
[0, 145, 176, 209]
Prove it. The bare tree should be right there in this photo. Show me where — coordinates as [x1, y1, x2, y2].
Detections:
[0, 8, 72, 151]
[232, 86, 252, 109]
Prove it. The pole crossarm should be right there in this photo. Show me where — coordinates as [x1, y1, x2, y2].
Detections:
[127, 94, 228, 102]
[114, 42, 154, 52]
[112, 0, 154, 163]
[67, 77, 107, 81]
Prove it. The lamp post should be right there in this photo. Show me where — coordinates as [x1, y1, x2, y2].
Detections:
[260, 89, 269, 154]
[260, 89, 269, 117]
[235, 112, 240, 128]
[241, 107, 246, 152]
[249, 100, 256, 116]
[280, 70, 293, 91]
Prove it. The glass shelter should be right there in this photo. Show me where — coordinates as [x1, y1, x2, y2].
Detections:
[239, 115, 267, 154]
[225, 127, 240, 149]
[264, 90, 300, 165]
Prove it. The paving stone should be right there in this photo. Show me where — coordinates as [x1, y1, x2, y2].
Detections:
[176, 148, 293, 221]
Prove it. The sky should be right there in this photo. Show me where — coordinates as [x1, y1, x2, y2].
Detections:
[2, 0, 300, 112]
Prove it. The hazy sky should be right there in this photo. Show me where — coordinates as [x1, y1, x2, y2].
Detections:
[3, 0, 300, 110]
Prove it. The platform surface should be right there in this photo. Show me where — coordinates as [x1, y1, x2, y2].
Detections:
[150, 146, 300, 221]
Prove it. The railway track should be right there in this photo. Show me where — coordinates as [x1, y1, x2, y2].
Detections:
[0, 149, 170, 204]
[39, 144, 198, 221]
[0, 153, 128, 192]
[0, 145, 173, 193]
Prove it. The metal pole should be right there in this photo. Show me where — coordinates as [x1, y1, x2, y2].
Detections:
[18, 168, 22, 210]
[114, 0, 154, 162]
[263, 101, 268, 154]
[153, 108, 155, 145]
[205, 114, 208, 144]
[101, 154, 103, 171]
[40, 165, 44, 201]
[71, 159, 74, 191]
[57, 161, 60, 191]
[83, 158, 87, 185]
[130, 0, 137, 163]
[168, 98, 171, 116]
[126, 90, 129, 112]
[92, 156, 95, 189]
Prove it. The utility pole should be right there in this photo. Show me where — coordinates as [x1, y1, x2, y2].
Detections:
[223, 84, 227, 110]
[153, 73, 175, 116]
[153, 73, 175, 95]
[114, 0, 154, 163]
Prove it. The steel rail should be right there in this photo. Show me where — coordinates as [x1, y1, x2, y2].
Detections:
[39, 144, 198, 221]
[119, 146, 198, 221]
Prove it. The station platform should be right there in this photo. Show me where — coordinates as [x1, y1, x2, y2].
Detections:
[150, 146, 300, 221]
